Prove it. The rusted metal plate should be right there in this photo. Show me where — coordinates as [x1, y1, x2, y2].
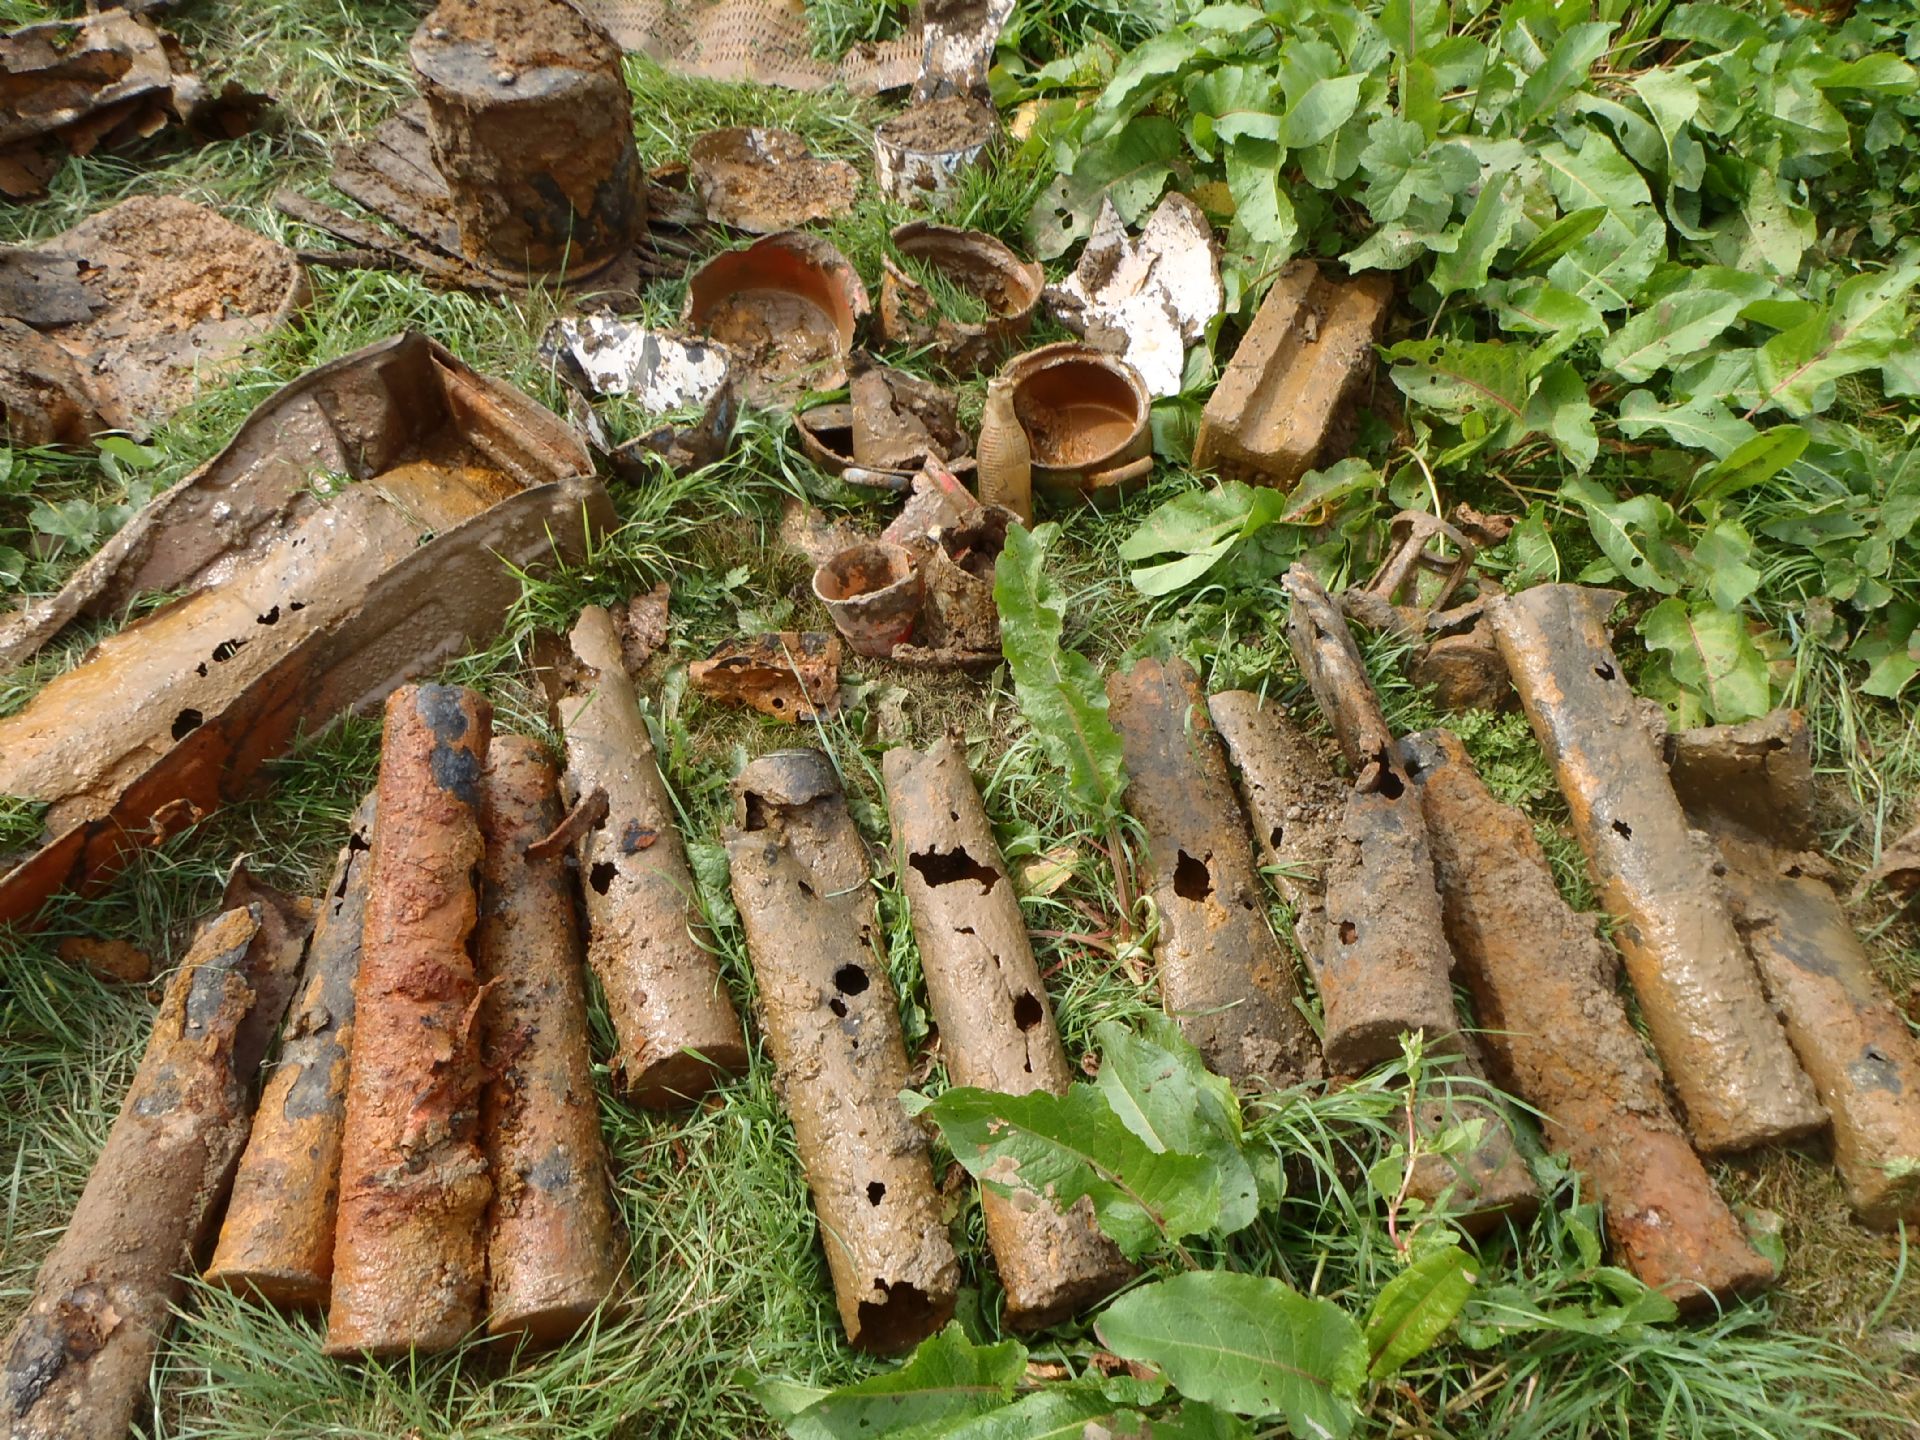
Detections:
[690, 126, 858, 233]
[688, 631, 842, 721]
[1489, 585, 1825, 1155]
[0, 332, 607, 930]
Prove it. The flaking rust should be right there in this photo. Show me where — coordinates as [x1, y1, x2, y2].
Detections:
[325, 684, 493, 1357]
[1405, 729, 1773, 1303]
[545, 607, 748, 1106]
[881, 739, 1131, 1329]
[727, 749, 958, 1354]
[1105, 657, 1317, 1085]
[1668, 711, 1920, 1228]
[206, 794, 378, 1309]
[478, 737, 624, 1341]
[1489, 586, 1825, 1156]
[0, 899, 307, 1440]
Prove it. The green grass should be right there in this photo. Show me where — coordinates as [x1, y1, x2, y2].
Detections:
[3, 0, 1919, 1435]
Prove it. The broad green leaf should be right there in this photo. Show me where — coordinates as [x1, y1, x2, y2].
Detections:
[1358, 119, 1479, 224]
[1615, 390, 1757, 459]
[1092, 33, 1205, 137]
[1284, 73, 1364, 149]
[1694, 520, 1762, 610]
[995, 523, 1128, 824]
[1813, 53, 1918, 96]
[1712, 171, 1815, 279]
[1519, 21, 1615, 125]
[1630, 67, 1704, 191]
[1508, 206, 1606, 272]
[1688, 425, 1809, 505]
[759, 1325, 1026, 1440]
[1096, 1273, 1368, 1436]
[1031, 118, 1183, 258]
[1365, 1245, 1477, 1379]
[1430, 174, 1518, 299]
[1281, 458, 1383, 522]
[1600, 285, 1750, 383]
[1882, 344, 1920, 399]
[917, 1085, 1223, 1258]
[1226, 137, 1299, 249]
[1187, 65, 1282, 147]
[1640, 598, 1772, 723]
[1504, 503, 1561, 584]
[1120, 483, 1292, 596]
[1383, 338, 1531, 430]
[1563, 475, 1689, 593]
[1524, 362, 1598, 470]
[1752, 258, 1920, 416]
[940, 1384, 1139, 1440]
[1538, 130, 1662, 311]
[1490, 280, 1605, 364]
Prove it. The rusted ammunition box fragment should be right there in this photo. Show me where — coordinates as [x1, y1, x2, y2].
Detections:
[881, 740, 1131, 1329]
[326, 684, 493, 1357]
[1489, 586, 1824, 1156]
[478, 737, 624, 1342]
[207, 794, 377, 1308]
[1, 901, 306, 1440]
[1405, 728, 1773, 1303]
[727, 749, 958, 1354]
[546, 605, 748, 1106]
[1668, 711, 1920, 1228]
[1106, 657, 1318, 1085]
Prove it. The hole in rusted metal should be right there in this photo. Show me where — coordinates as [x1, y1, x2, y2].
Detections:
[867, 1180, 886, 1205]
[1594, 661, 1615, 680]
[589, 860, 617, 893]
[1338, 919, 1357, 944]
[834, 963, 869, 995]
[1174, 849, 1212, 901]
[1612, 819, 1633, 840]
[909, 845, 999, 892]
[1013, 992, 1043, 1030]
[171, 708, 203, 740]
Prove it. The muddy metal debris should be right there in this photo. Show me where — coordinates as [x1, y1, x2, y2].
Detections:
[892, 503, 1011, 670]
[1106, 657, 1318, 1085]
[1405, 728, 1775, 1303]
[875, 94, 997, 209]
[877, 222, 1042, 375]
[1193, 260, 1392, 488]
[690, 126, 859, 233]
[1490, 585, 1825, 1156]
[0, 333, 605, 931]
[206, 796, 377, 1310]
[541, 313, 742, 475]
[1342, 512, 1510, 713]
[0, 897, 307, 1440]
[326, 685, 493, 1358]
[814, 541, 923, 659]
[52, 935, 153, 984]
[1001, 342, 1154, 503]
[478, 737, 625, 1341]
[883, 739, 1133, 1328]
[545, 607, 749, 1107]
[684, 231, 870, 405]
[689, 631, 842, 721]
[796, 363, 972, 492]
[1668, 711, 1920, 1228]
[727, 749, 960, 1354]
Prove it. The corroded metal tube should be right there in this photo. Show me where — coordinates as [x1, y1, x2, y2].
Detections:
[881, 739, 1131, 1329]
[205, 794, 377, 1308]
[548, 605, 748, 1107]
[325, 683, 493, 1357]
[478, 736, 624, 1342]
[1489, 585, 1823, 1155]
[1668, 711, 1920, 1227]
[1106, 658, 1318, 1084]
[727, 749, 958, 1354]
[1406, 728, 1774, 1303]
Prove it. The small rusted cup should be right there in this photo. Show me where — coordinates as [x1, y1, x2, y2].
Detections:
[1000, 343, 1154, 504]
[813, 541, 923, 658]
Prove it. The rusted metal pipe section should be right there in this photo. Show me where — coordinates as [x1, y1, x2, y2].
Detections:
[477, 736, 626, 1342]
[206, 794, 377, 1308]
[546, 605, 747, 1107]
[1106, 657, 1318, 1085]
[726, 749, 958, 1354]
[1, 898, 307, 1439]
[325, 684, 493, 1357]
[1668, 711, 1920, 1228]
[1489, 585, 1824, 1156]
[880, 739, 1131, 1329]
[1404, 728, 1774, 1302]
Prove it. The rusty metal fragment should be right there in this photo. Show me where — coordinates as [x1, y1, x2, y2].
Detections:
[688, 632, 842, 722]
[1867, 820, 1920, 899]
[1403, 1044, 1542, 1237]
[1405, 728, 1773, 1302]
[684, 231, 869, 405]
[1106, 657, 1318, 1085]
[326, 685, 493, 1357]
[878, 222, 1042, 375]
[891, 503, 1009, 671]
[545, 607, 748, 1106]
[727, 749, 959, 1354]
[53, 935, 152, 984]
[1193, 260, 1393, 488]
[573, 0, 925, 92]
[0, 333, 605, 930]
[874, 96, 997, 210]
[206, 796, 377, 1309]
[851, 362, 967, 475]
[1489, 585, 1824, 1155]
[0, 898, 306, 1440]
[1046, 194, 1223, 400]
[478, 737, 624, 1341]
[0, 318, 117, 446]
[542, 314, 742, 475]
[1668, 711, 1920, 1227]
[1002, 342, 1154, 503]
[690, 126, 859, 232]
[882, 740, 1132, 1328]
[1283, 565, 1402, 791]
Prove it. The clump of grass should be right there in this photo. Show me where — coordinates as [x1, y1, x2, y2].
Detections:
[892, 250, 996, 326]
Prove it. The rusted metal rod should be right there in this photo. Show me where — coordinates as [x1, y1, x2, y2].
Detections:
[478, 736, 625, 1342]
[727, 749, 958, 1354]
[325, 683, 493, 1357]
[1489, 585, 1823, 1155]
[881, 739, 1131, 1329]
[1405, 728, 1774, 1303]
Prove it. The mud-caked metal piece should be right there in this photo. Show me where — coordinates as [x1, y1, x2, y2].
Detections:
[881, 740, 1132, 1329]
[813, 542, 924, 660]
[326, 684, 494, 1357]
[1403, 1042, 1542, 1237]
[1668, 711, 1920, 1228]
[545, 606, 748, 1107]
[1000, 342, 1153, 503]
[411, 0, 645, 277]
[1489, 585, 1824, 1155]
[1, 900, 306, 1440]
[683, 231, 869, 405]
[874, 96, 997, 210]
[1106, 658, 1318, 1085]
[477, 737, 625, 1341]
[1405, 728, 1774, 1302]
[1283, 565, 1404, 792]
[877, 222, 1042, 375]
[690, 126, 859, 233]
[687, 631, 843, 722]
[1193, 260, 1392, 487]
[206, 795, 377, 1308]
[726, 749, 958, 1354]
